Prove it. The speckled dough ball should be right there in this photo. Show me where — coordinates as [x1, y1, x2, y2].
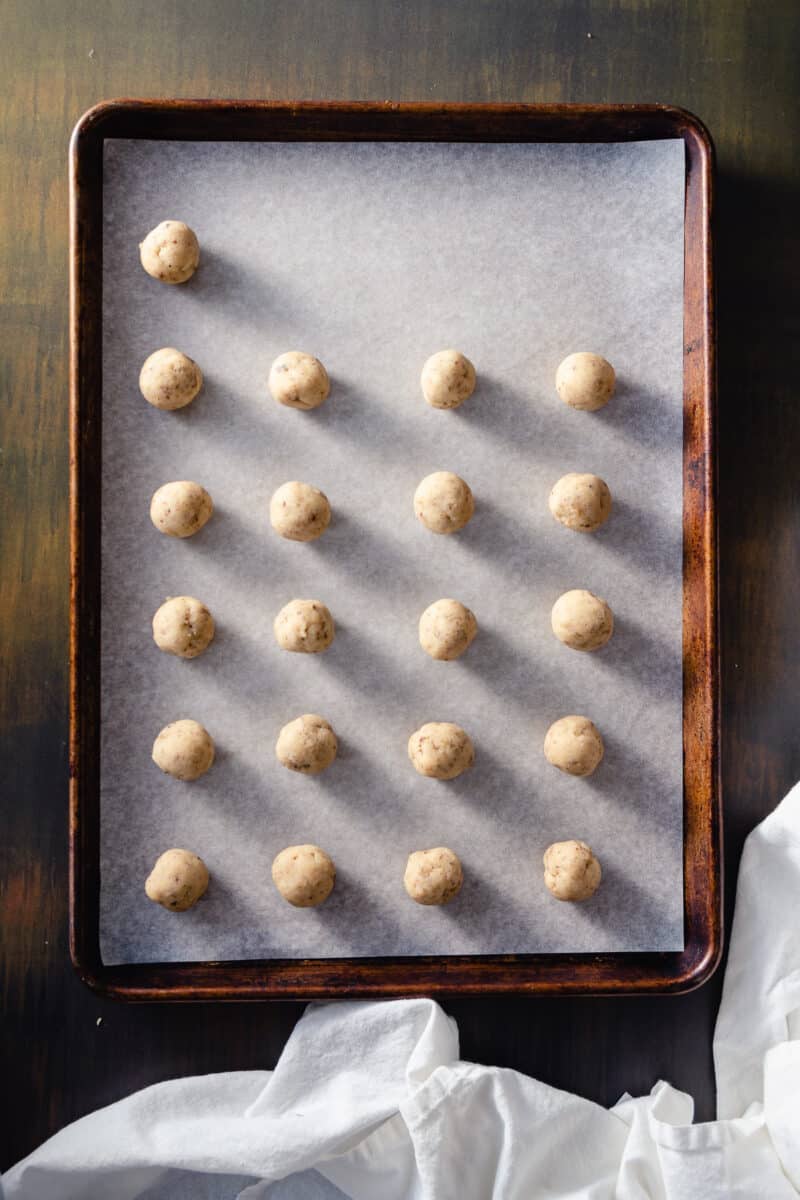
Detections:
[544, 716, 605, 777]
[273, 599, 335, 654]
[549, 473, 612, 533]
[152, 595, 215, 659]
[270, 481, 331, 542]
[139, 347, 203, 411]
[421, 349, 477, 409]
[152, 719, 215, 781]
[543, 839, 602, 901]
[414, 471, 474, 534]
[555, 352, 616, 411]
[145, 848, 210, 911]
[139, 220, 200, 284]
[276, 714, 338, 775]
[272, 844, 336, 907]
[150, 480, 213, 538]
[268, 351, 330, 411]
[418, 598, 478, 661]
[551, 588, 614, 652]
[404, 847, 464, 905]
[408, 722, 475, 780]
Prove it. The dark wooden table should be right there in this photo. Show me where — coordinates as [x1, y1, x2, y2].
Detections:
[2, 0, 798, 1170]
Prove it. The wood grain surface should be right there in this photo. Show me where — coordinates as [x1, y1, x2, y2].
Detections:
[2, 0, 798, 1168]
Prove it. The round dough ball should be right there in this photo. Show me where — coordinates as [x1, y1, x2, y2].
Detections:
[414, 471, 474, 534]
[270, 481, 331, 542]
[272, 844, 335, 907]
[421, 349, 476, 409]
[152, 595, 215, 659]
[555, 352, 616, 411]
[551, 589, 614, 652]
[139, 347, 203, 411]
[274, 599, 335, 654]
[543, 839, 602, 901]
[145, 848, 210, 911]
[418, 598, 478, 661]
[268, 351, 330, 411]
[139, 220, 200, 284]
[152, 719, 215, 781]
[150, 480, 213, 538]
[276, 714, 338, 775]
[404, 847, 464, 905]
[548, 473, 612, 533]
[544, 716, 605, 777]
[408, 722, 474, 780]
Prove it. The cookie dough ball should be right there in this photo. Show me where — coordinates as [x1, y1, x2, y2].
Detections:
[272, 844, 336, 907]
[274, 599, 335, 654]
[152, 719, 215, 781]
[555, 352, 616, 411]
[408, 722, 474, 780]
[419, 598, 478, 661]
[145, 848, 210, 911]
[549, 473, 612, 533]
[270, 481, 331, 543]
[414, 471, 474, 534]
[139, 220, 200, 284]
[404, 847, 464, 906]
[152, 595, 215, 659]
[421, 349, 476, 410]
[150, 480, 213, 539]
[268, 351, 330, 411]
[544, 716, 605, 777]
[139, 348, 203, 411]
[543, 839, 602, 901]
[551, 589, 614, 652]
[276, 714, 338, 775]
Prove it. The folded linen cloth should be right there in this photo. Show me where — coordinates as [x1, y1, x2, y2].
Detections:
[6, 783, 800, 1200]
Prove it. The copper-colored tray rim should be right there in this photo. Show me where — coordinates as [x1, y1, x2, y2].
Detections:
[69, 100, 719, 1000]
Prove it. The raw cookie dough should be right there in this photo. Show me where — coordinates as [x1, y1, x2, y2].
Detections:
[414, 471, 474, 534]
[544, 715, 605, 777]
[145, 848, 210, 911]
[418, 598, 478, 661]
[276, 714, 338, 774]
[138, 347, 203, 411]
[268, 351, 330, 410]
[272, 844, 336, 907]
[404, 847, 464, 905]
[152, 719, 215, 781]
[274, 599, 335, 653]
[420, 349, 476, 409]
[139, 220, 200, 284]
[270, 481, 331, 542]
[152, 595, 215, 659]
[150, 480, 213, 538]
[548, 472, 612, 533]
[543, 839, 602, 901]
[555, 352, 616, 411]
[408, 722, 475, 780]
[551, 589, 614, 651]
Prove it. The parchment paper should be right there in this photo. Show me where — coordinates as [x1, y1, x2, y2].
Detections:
[101, 138, 686, 964]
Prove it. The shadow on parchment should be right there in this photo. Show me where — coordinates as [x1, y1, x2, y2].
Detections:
[587, 375, 682, 452]
[595, 496, 681, 579]
[580, 732, 678, 837]
[185, 247, 312, 328]
[305, 508, 426, 586]
[449, 372, 552, 454]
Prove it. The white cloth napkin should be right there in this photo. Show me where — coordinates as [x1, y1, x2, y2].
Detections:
[6, 782, 800, 1200]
